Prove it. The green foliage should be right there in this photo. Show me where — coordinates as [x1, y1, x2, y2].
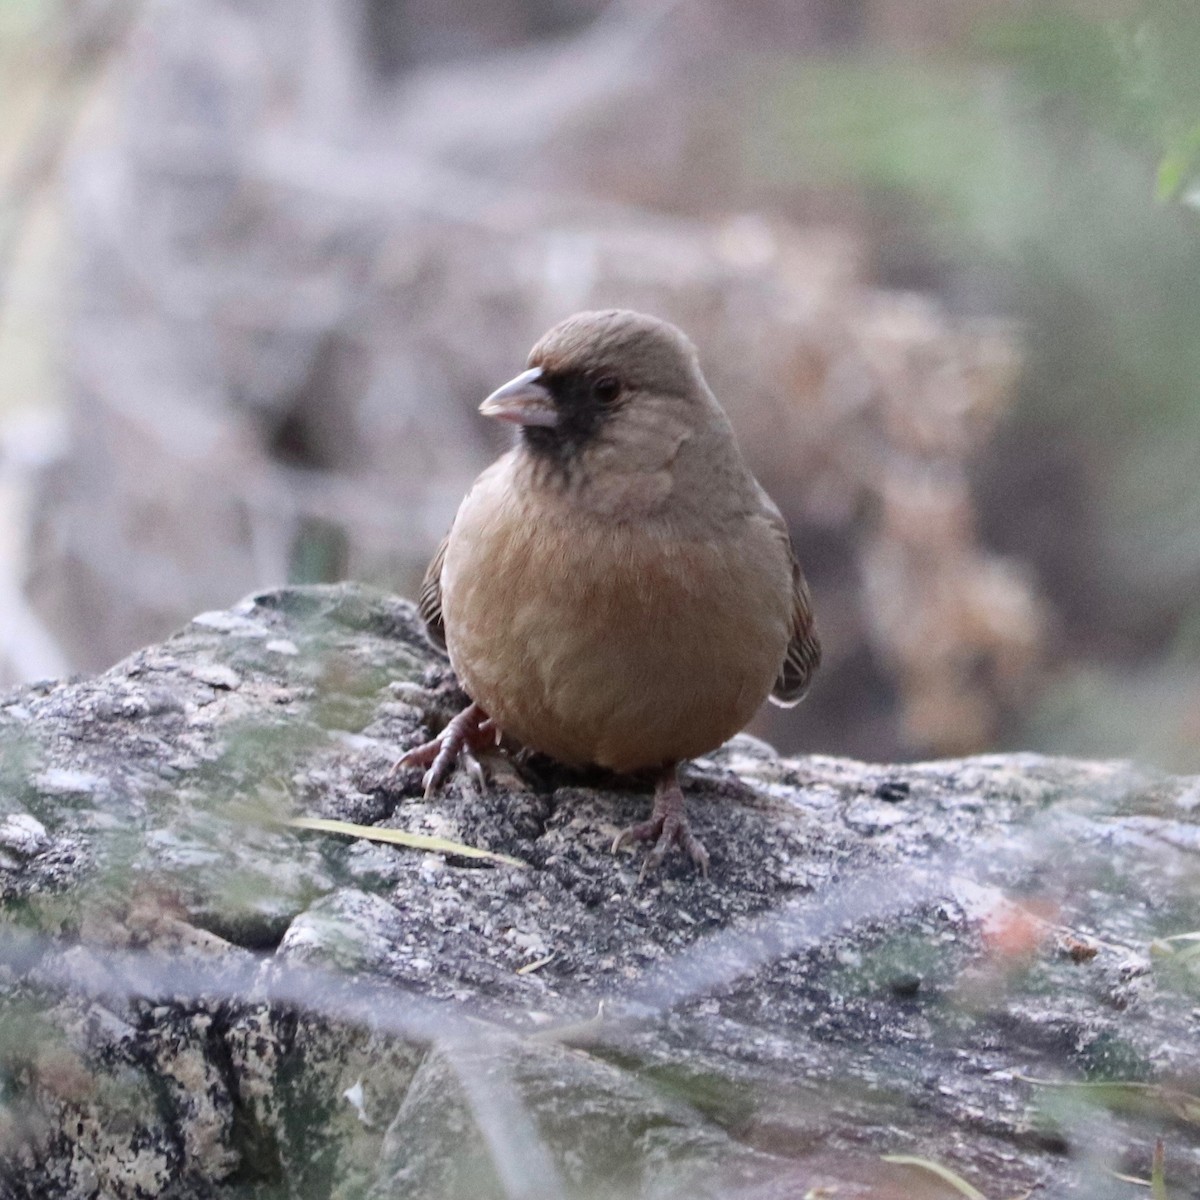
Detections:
[980, 0, 1200, 204]
[759, 60, 1025, 250]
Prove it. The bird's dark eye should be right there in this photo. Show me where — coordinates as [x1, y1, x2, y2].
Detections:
[593, 375, 621, 404]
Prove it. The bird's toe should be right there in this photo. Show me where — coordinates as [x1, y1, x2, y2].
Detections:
[612, 816, 662, 856]
[614, 808, 709, 880]
[391, 739, 440, 775]
[679, 827, 710, 877]
[394, 702, 492, 795]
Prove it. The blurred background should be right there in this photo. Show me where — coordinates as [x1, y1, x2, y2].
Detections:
[0, 0, 1197, 770]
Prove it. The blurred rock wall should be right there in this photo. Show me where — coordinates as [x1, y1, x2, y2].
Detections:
[27, 0, 1043, 759]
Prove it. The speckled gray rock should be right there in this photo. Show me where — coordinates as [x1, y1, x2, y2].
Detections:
[0, 583, 1197, 1199]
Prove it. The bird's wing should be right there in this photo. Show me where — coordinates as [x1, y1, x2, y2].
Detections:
[764, 500, 821, 707]
[418, 534, 449, 649]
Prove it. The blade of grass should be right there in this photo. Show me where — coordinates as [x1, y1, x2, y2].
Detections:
[881, 1155, 988, 1199]
[288, 816, 528, 868]
[1150, 931, 1200, 957]
[1107, 1168, 1151, 1187]
[1152, 1138, 1168, 1200]
[517, 953, 556, 976]
[1015, 1077, 1200, 1127]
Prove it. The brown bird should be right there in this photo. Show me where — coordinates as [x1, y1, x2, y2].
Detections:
[400, 310, 820, 875]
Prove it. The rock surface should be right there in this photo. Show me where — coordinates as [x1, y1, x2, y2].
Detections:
[0, 583, 1198, 1198]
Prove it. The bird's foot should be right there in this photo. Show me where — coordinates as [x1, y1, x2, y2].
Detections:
[612, 767, 710, 880]
[392, 702, 499, 797]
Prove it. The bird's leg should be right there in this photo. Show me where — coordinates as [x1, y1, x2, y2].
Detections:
[612, 764, 710, 879]
[393, 702, 498, 797]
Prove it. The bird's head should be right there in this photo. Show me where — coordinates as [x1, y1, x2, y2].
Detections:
[479, 311, 727, 498]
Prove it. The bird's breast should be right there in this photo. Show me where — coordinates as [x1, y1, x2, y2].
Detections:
[440, 466, 792, 772]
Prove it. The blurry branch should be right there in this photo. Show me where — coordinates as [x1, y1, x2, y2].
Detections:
[0, 928, 481, 1045]
[0, 0, 143, 322]
[540, 822, 1080, 1045]
[0, 830, 1053, 1047]
[442, 1040, 567, 1200]
[12, 918, 567, 1200]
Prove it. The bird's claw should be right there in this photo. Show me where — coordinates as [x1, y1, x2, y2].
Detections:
[463, 749, 487, 793]
[391, 702, 494, 796]
[612, 806, 710, 880]
[393, 741, 440, 772]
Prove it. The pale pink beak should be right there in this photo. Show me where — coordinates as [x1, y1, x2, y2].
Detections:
[479, 367, 558, 427]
